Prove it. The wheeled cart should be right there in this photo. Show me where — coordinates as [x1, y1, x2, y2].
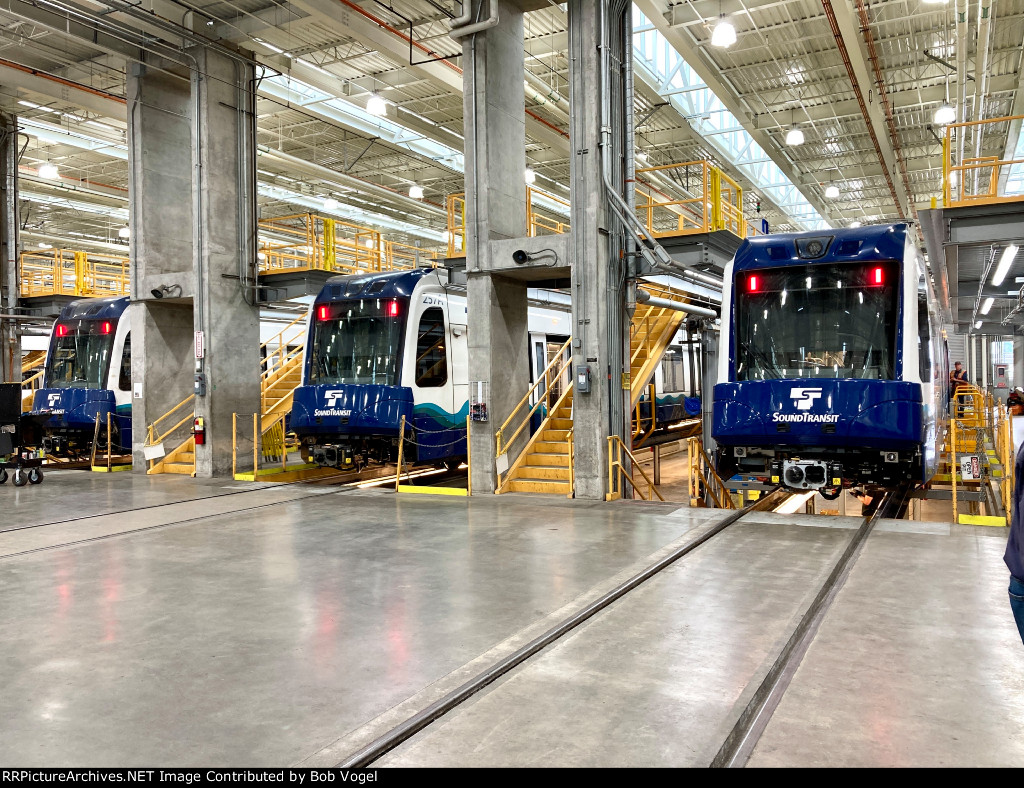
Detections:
[0, 383, 46, 487]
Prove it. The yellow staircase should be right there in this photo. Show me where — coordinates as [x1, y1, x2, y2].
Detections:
[145, 395, 197, 475]
[495, 338, 574, 495]
[155, 436, 196, 475]
[20, 351, 46, 411]
[629, 283, 688, 410]
[500, 387, 574, 494]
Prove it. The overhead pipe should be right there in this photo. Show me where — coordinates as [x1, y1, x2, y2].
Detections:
[449, 0, 499, 41]
[971, 0, 993, 177]
[956, 0, 969, 165]
[820, 0, 904, 220]
[636, 288, 717, 317]
[256, 146, 446, 218]
[853, 0, 916, 221]
[524, 69, 571, 120]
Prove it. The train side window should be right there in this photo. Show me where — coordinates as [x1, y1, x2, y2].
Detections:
[917, 288, 931, 381]
[415, 308, 447, 387]
[118, 332, 131, 391]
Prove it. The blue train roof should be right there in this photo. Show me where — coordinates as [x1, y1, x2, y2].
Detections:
[732, 224, 908, 272]
[314, 268, 439, 304]
[58, 295, 130, 321]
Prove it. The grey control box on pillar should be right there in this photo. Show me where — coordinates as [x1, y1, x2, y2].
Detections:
[576, 364, 591, 394]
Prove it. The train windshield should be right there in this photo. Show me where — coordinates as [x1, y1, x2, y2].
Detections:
[734, 261, 899, 381]
[44, 319, 117, 389]
[308, 298, 405, 386]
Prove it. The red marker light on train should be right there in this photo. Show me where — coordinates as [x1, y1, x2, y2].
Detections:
[56, 324, 68, 337]
[101, 321, 112, 334]
[387, 300, 400, 317]
[871, 267, 884, 285]
[747, 275, 759, 292]
[317, 305, 329, 321]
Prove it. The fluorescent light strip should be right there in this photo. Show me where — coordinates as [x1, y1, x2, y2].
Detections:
[981, 297, 994, 315]
[990, 244, 1020, 286]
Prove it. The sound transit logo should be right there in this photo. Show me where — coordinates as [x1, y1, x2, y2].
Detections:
[790, 387, 823, 410]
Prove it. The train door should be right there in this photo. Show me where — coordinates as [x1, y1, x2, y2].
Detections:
[409, 297, 455, 462]
[530, 333, 570, 404]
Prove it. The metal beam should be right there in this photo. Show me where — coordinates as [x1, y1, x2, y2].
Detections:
[633, 0, 833, 225]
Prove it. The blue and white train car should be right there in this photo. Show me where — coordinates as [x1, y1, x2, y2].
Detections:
[712, 224, 947, 495]
[31, 295, 133, 456]
[291, 268, 574, 469]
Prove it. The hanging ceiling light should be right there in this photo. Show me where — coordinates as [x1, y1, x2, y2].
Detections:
[934, 103, 956, 125]
[38, 162, 59, 179]
[38, 242, 52, 249]
[323, 197, 339, 212]
[975, 320, 983, 329]
[981, 296, 994, 315]
[850, 221, 862, 228]
[409, 185, 424, 199]
[825, 184, 840, 199]
[785, 125, 804, 146]
[710, 15, 736, 48]
[118, 226, 130, 239]
[366, 93, 387, 117]
[524, 168, 537, 184]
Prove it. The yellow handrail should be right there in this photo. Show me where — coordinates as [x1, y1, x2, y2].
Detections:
[687, 435, 733, 509]
[635, 160, 750, 240]
[527, 186, 571, 237]
[566, 427, 574, 499]
[146, 394, 196, 446]
[495, 337, 572, 458]
[606, 434, 664, 501]
[20, 249, 129, 298]
[943, 114, 1024, 207]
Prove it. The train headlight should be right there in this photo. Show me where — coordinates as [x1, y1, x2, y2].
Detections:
[784, 465, 805, 485]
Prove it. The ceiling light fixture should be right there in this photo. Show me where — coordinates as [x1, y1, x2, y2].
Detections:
[323, 197, 339, 212]
[991, 244, 1020, 287]
[934, 103, 956, 125]
[981, 296, 994, 315]
[710, 15, 736, 48]
[975, 320, 983, 329]
[118, 226, 130, 239]
[524, 168, 537, 184]
[38, 162, 59, 179]
[409, 185, 424, 199]
[785, 125, 804, 146]
[38, 242, 52, 249]
[850, 221, 862, 228]
[825, 184, 840, 199]
[366, 93, 387, 117]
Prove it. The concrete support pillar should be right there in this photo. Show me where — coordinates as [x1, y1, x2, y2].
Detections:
[128, 60, 196, 468]
[461, 2, 530, 494]
[1014, 337, 1023, 391]
[567, 0, 630, 499]
[189, 47, 259, 477]
[0, 113, 19, 382]
[128, 49, 258, 477]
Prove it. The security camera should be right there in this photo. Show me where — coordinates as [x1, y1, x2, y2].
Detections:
[512, 249, 533, 264]
[151, 288, 165, 299]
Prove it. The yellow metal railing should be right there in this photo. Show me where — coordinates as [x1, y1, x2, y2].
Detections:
[635, 160, 756, 240]
[446, 193, 466, 258]
[606, 434, 664, 501]
[566, 427, 574, 499]
[943, 114, 1024, 207]
[259, 213, 439, 277]
[445, 187, 571, 259]
[20, 249, 129, 298]
[494, 337, 572, 490]
[687, 435, 734, 509]
[145, 394, 195, 473]
[527, 186, 571, 237]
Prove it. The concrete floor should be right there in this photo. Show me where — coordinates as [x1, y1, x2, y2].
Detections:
[0, 469, 1020, 767]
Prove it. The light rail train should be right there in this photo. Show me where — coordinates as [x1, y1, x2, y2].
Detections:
[291, 268, 703, 470]
[712, 224, 947, 496]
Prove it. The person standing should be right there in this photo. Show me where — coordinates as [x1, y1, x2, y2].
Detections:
[1007, 440, 1024, 645]
[950, 361, 969, 411]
